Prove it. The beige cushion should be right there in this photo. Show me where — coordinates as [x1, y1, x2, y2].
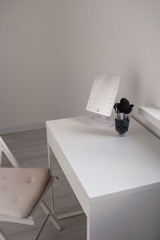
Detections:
[0, 168, 50, 218]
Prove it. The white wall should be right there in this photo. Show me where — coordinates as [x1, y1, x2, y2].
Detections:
[1, 0, 160, 137]
[62, 0, 160, 137]
[0, 0, 66, 133]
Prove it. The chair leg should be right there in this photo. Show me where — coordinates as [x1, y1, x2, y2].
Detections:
[34, 214, 50, 240]
[33, 201, 62, 240]
[50, 184, 55, 214]
[0, 151, 2, 167]
[0, 229, 9, 240]
[47, 145, 55, 214]
[40, 200, 62, 231]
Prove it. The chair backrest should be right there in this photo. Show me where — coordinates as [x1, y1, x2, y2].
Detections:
[0, 137, 20, 167]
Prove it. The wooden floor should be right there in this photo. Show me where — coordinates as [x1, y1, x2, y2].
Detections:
[0, 128, 87, 240]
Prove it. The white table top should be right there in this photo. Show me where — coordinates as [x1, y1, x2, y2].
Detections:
[46, 116, 160, 203]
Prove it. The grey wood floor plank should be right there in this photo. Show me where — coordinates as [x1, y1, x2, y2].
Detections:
[0, 129, 87, 240]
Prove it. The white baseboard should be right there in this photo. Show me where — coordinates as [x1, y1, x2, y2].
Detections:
[0, 122, 45, 135]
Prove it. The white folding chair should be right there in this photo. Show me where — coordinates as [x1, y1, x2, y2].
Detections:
[0, 137, 62, 240]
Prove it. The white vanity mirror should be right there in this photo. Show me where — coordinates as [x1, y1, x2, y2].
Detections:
[86, 74, 120, 126]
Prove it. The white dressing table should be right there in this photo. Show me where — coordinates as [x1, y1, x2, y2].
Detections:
[46, 116, 160, 240]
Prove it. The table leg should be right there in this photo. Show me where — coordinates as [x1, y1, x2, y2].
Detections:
[89, 188, 160, 240]
[47, 143, 84, 219]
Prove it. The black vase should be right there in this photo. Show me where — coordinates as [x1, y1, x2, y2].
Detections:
[115, 118, 130, 135]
